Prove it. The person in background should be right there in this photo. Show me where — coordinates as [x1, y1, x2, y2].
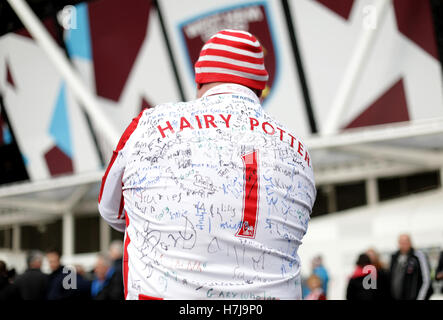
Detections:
[0, 260, 20, 300]
[46, 248, 66, 300]
[46, 249, 91, 300]
[311, 255, 329, 297]
[435, 250, 443, 293]
[304, 274, 326, 300]
[73, 264, 88, 279]
[91, 253, 122, 300]
[390, 234, 433, 300]
[108, 240, 124, 299]
[366, 248, 391, 300]
[14, 250, 48, 300]
[346, 253, 377, 300]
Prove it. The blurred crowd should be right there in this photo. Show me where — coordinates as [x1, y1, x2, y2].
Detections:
[1, 234, 443, 300]
[0, 240, 124, 300]
[303, 234, 443, 300]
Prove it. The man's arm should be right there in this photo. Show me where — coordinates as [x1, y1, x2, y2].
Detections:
[98, 110, 145, 232]
[415, 250, 432, 300]
[436, 251, 443, 281]
[98, 149, 126, 232]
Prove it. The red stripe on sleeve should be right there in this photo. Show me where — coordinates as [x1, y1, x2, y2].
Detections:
[98, 151, 118, 204]
[98, 109, 145, 203]
[123, 211, 130, 299]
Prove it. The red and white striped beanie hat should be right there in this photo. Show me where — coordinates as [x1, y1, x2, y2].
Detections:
[195, 29, 269, 91]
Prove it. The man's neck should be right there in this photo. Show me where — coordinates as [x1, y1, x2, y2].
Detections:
[199, 83, 261, 104]
[197, 82, 226, 98]
[198, 82, 260, 101]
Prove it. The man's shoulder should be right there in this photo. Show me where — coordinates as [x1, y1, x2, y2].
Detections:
[391, 251, 400, 260]
[49, 267, 64, 279]
[148, 99, 197, 113]
[16, 269, 47, 281]
[259, 108, 308, 144]
[412, 249, 429, 263]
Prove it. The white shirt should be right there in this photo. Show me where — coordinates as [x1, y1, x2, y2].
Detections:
[98, 83, 316, 300]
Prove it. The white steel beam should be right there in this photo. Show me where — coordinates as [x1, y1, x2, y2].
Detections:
[322, 0, 391, 135]
[62, 211, 74, 258]
[6, 0, 120, 147]
[366, 178, 378, 206]
[314, 160, 427, 185]
[340, 145, 443, 168]
[0, 171, 103, 198]
[12, 224, 20, 252]
[100, 219, 111, 253]
[0, 212, 56, 226]
[0, 184, 93, 213]
[307, 118, 443, 150]
[0, 198, 64, 213]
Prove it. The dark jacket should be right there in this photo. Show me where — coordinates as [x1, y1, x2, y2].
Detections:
[346, 266, 378, 300]
[374, 267, 392, 300]
[93, 258, 124, 300]
[14, 268, 48, 300]
[436, 251, 443, 293]
[390, 248, 433, 300]
[0, 275, 21, 301]
[47, 266, 91, 300]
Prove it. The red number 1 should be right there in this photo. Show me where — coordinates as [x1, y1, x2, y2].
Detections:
[236, 150, 260, 239]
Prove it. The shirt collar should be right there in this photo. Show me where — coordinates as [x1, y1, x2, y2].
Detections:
[201, 83, 260, 104]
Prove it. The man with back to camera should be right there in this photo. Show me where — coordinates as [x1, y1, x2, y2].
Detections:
[98, 29, 316, 300]
[14, 250, 48, 300]
[390, 234, 433, 300]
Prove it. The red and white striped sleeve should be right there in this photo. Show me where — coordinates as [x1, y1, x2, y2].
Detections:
[98, 110, 145, 232]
